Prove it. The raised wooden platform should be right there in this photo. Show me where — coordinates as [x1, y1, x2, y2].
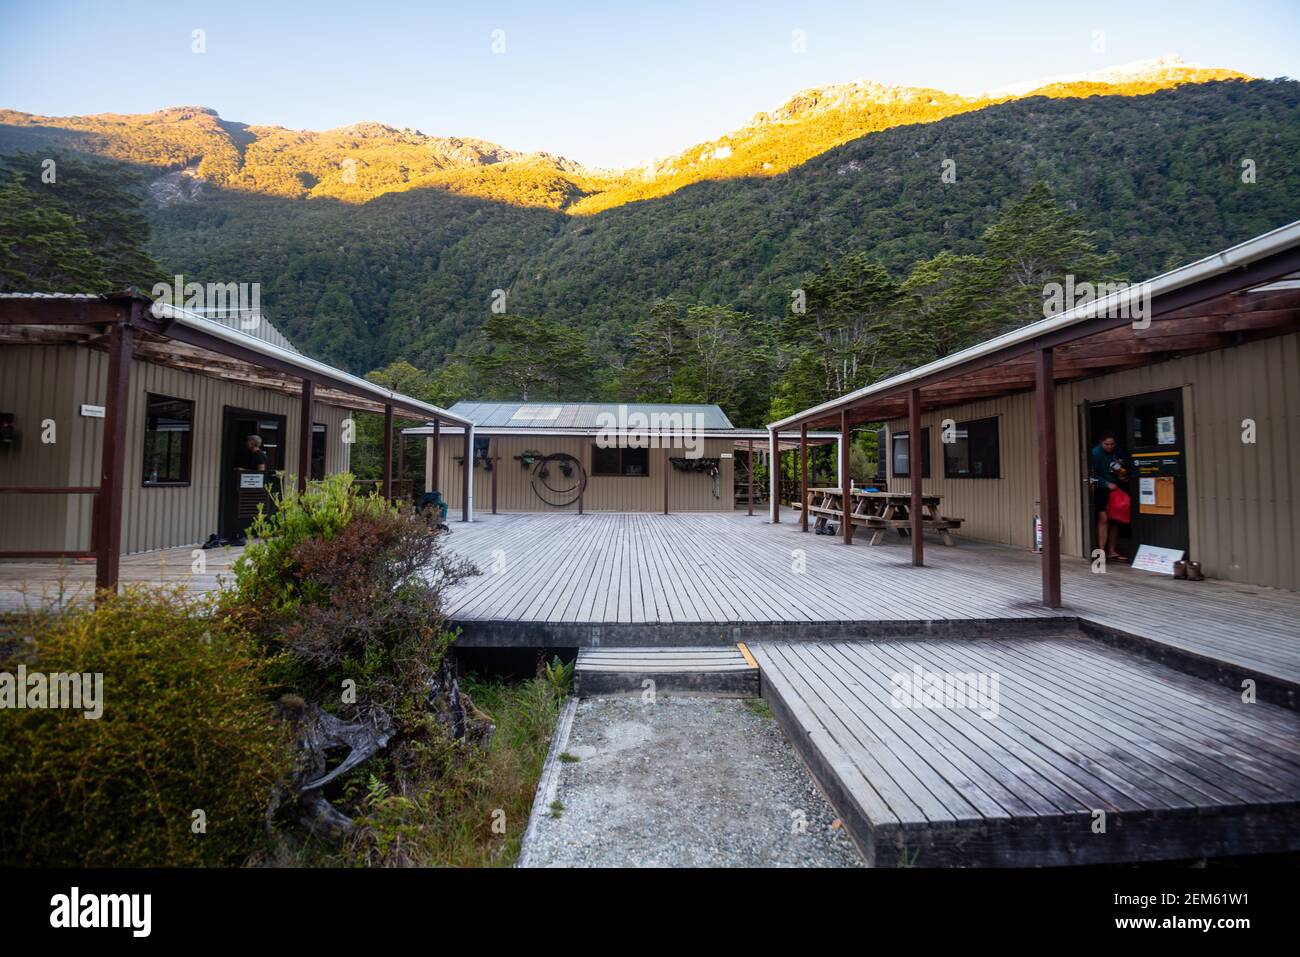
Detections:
[752, 636, 1300, 867]
[574, 646, 758, 697]
[439, 513, 1300, 695]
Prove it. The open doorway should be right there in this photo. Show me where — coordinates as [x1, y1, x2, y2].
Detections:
[219, 405, 286, 542]
[1082, 389, 1189, 563]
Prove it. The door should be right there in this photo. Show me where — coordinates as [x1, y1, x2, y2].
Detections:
[1083, 389, 1189, 560]
[218, 406, 286, 541]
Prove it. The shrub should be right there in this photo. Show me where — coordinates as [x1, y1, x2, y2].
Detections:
[225, 476, 478, 726]
[0, 589, 287, 867]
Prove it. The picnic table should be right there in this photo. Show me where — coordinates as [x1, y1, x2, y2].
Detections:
[795, 487, 964, 546]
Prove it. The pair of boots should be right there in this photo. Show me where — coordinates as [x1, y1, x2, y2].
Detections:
[1173, 560, 1203, 581]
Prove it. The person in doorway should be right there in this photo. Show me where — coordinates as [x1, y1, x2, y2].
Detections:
[1090, 430, 1128, 562]
[243, 434, 268, 472]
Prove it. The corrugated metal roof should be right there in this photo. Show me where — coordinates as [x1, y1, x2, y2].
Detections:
[449, 401, 735, 429]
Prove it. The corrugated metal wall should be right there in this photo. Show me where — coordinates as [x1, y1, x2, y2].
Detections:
[1, 344, 356, 555]
[0, 345, 83, 550]
[427, 435, 737, 512]
[886, 332, 1300, 591]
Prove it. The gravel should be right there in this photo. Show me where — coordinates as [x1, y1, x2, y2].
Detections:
[521, 694, 864, 867]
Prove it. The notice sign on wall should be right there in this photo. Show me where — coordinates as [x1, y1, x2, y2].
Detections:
[1131, 544, 1185, 575]
[239, 472, 265, 489]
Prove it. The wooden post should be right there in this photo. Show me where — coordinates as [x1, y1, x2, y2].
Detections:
[491, 452, 498, 515]
[297, 377, 314, 493]
[462, 424, 473, 522]
[770, 429, 781, 523]
[840, 410, 853, 545]
[95, 318, 133, 594]
[382, 403, 394, 500]
[663, 444, 669, 515]
[431, 418, 440, 492]
[746, 439, 754, 517]
[396, 422, 405, 499]
[909, 387, 924, 567]
[1036, 347, 1061, 608]
[800, 422, 809, 533]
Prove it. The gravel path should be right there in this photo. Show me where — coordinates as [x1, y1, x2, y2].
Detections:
[521, 694, 863, 867]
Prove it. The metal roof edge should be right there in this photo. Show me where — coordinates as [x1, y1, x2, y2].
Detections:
[767, 219, 1300, 430]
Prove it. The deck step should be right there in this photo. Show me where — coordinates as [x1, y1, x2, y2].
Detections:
[575, 645, 759, 697]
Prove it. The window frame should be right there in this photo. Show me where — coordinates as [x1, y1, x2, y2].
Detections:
[141, 392, 195, 487]
[590, 443, 651, 477]
[890, 428, 930, 479]
[942, 416, 1001, 479]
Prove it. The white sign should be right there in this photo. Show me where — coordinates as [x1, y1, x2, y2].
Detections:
[719, 452, 733, 459]
[1139, 477, 1156, 505]
[239, 472, 265, 489]
[80, 404, 105, 418]
[1156, 416, 1176, 446]
[1131, 544, 1184, 575]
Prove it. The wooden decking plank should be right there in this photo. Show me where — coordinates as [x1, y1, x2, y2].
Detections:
[759, 647, 935, 826]
[801, 642, 1016, 821]
[898, 639, 1189, 811]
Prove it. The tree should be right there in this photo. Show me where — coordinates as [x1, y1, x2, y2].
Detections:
[779, 253, 902, 411]
[982, 181, 1118, 329]
[0, 171, 109, 292]
[0, 153, 163, 293]
[467, 313, 598, 400]
[624, 297, 686, 401]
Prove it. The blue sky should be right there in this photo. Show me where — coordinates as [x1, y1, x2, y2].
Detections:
[1, 0, 1297, 167]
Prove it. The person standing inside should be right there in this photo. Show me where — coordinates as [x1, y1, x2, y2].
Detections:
[243, 434, 268, 472]
[1090, 431, 1128, 562]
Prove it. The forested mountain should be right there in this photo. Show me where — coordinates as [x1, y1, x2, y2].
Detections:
[2, 62, 1297, 427]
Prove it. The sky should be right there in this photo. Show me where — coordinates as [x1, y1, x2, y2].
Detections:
[1, 0, 1297, 168]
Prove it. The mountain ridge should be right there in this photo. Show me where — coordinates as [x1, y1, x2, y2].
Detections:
[0, 55, 1252, 213]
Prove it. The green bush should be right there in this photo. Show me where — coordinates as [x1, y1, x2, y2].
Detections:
[226, 474, 477, 727]
[0, 589, 287, 867]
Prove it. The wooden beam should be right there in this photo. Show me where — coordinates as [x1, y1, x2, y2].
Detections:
[768, 429, 779, 522]
[663, 445, 669, 515]
[908, 387, 923, 567]
[840, 409, 853, 545]
[382, 404, 394, 500]
[297, 378, 315, 492]
[95, 318, 134, 595]
[747, 439, 754, 517]
[431, 418, 440, 493]
[396, 425, 405, 495]
[800, 422, 809, 533]
[462, 424, 472, 522]
[1036, 347, 1061, 608]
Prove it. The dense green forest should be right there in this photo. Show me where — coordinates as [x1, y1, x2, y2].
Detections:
[2, 79, 1297, 429]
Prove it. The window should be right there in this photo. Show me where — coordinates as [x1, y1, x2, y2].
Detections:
[142, 393, 193, 485]
[891, 428, 930, 478]
[943, 417, 1000, 478]
[591, 444, 649, 476]
[310, 423, 327, 481]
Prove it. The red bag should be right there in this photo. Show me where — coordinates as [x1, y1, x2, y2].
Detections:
[1106, 488, 1131, 524]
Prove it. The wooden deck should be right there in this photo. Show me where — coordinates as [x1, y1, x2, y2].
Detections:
[440, 513, 1300, 690]
[752, 636, 1300, 866]
[0, 544, 244, 612]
